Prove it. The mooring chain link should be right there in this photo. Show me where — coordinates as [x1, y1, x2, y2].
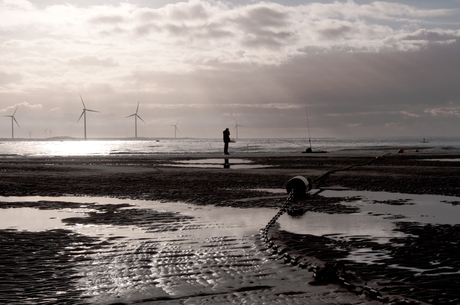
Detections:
[260, 190, 296, 244]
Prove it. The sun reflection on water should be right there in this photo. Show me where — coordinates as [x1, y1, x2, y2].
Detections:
[39, 141, 114, 156]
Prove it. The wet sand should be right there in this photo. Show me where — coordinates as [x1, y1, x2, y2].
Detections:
[1, 151, 460, 304]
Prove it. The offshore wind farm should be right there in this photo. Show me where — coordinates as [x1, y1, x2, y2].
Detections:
[1, 98, 245, 140]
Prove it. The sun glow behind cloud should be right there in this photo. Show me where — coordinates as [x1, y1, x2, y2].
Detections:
[0, 0, 459, 138]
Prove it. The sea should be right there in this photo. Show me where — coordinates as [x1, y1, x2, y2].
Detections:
[0, 136, 459, 157]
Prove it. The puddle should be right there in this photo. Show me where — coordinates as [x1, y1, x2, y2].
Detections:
[166, 158, 271, 169]
[321, 189, 460, 225]
[175, 158, 254, 164]
[3, 189, 453, 236]
[0, 207, 88, 232]
[279, 211, 406, 243]
[416, 158, 460, 162]
[1, 191, 460, 304]
[0, 196, 278, 240]
[0, 196, 354, 305]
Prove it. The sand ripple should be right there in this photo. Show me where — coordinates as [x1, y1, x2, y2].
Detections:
[0, 200, 374, 305]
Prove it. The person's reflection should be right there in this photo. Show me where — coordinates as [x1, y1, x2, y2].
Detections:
[224, 159, 230, 169]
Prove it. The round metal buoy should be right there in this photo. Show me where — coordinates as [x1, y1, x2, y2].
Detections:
[285, 176, 312, 197]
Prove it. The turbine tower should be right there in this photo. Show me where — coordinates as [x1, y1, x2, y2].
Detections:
[125, 101, 146, 138]
[234, 119, 243, 141]
[78, 95, 100, 140]
[171, 121, 179, 138]
[4, 106, 19, 139]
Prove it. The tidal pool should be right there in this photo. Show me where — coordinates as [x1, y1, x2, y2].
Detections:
[167, 158, 271, 169]
[0, 196, 370, 305]
[1, 190, 459, 304]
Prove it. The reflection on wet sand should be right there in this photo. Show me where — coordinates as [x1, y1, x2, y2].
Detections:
[0, 196, 366, 305]
[166, 158, 272, 169]
[1, 190, 460, 304]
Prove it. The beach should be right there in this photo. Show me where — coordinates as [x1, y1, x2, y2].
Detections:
[1, 151, 460, 304]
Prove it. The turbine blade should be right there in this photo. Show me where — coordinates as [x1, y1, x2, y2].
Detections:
[137, 115, 146, 124]
[126, 114, 135, 118]
[13, 106, 18, 116]
[79, 94, 86, 108]
[13, 117, 20, 127]
[86, 109, 100, 113]
[77, 110, 85, 122]
[136, 101, 140, 114]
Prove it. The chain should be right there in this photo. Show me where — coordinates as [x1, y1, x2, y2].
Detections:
[260, 190, 296, 244]
[257, 154, 416, 304]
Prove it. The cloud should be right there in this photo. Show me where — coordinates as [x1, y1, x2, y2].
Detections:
[0, 0, 459, 138]
[89, 14, 125, 24]
[0, 0, 34, 11]
[0, 101, 41, 113]
[425, 107, 460, 117]
[400, 111, 420, 118]
[67, 55, 118, 67]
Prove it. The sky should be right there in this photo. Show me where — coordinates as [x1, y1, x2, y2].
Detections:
[0, 0, 459, 139]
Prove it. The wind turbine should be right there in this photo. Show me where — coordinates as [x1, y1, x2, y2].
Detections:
[4, 106, 19, 139]
[125, 101, 146, 138]
[234, 119, 243, 141]
[78, 95, 100, 140]
[171, 121, 179, 138]
[44, 128, 48, 138]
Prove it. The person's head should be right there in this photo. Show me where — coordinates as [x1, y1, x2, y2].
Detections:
[225, 128, 229, 131]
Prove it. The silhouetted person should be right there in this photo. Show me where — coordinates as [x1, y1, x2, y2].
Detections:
[223, 128, 230, 155]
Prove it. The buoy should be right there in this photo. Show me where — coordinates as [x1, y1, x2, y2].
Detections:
[375, 156, 384, 160]
[285, 176, 312, 196]
[398, 149, 404, 153]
